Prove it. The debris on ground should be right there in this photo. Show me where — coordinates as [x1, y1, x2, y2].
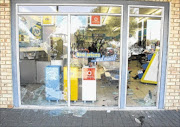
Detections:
[107, 110, 111, 113]
[114, 96, 118, 100]
[48, 108, 87, 117]
[112, 92, 118, 95]
[135, 116, 145, 126]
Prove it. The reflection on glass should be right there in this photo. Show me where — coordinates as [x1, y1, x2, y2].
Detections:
[70, 15, 121, 107]
[19, 15, 68, 106]
[127, 17, 161, 107]
[19, 6, 57, 12]
[58, 6, 121, 14]
[130, 8, 162, 15]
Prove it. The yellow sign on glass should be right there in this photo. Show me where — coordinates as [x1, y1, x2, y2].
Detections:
[42, 16, 54, 25]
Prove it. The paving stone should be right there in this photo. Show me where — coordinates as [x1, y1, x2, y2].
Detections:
[116, 118, 125, 127]
[106, 112, 114, 119]
[114, 111, 121, 118]
[82, 118, 93, 127]
[92, 118, 103, 127]
[83, 111, 93, 119]
[100, 111, 107, 118]
[171, 110, 180, 120]
[0, 109, 180, 127]
[162, 110, 179, 126]
[92, 110, 102, 119]
[102, 118, 113, 127]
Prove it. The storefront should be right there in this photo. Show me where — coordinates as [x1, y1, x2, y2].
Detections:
[9, 0, 171, 109]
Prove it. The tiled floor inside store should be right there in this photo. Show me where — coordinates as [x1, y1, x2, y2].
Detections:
[126, 60, 157, 107]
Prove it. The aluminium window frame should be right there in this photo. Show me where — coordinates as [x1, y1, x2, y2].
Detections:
[14, 3, 123, 109]
[11, 0, 169, 110]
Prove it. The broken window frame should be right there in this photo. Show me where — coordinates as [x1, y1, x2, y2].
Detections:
[11, 0, 169, 110]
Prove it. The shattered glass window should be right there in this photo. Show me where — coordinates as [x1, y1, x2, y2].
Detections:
[18, 8, 122, 107]
[126, 15, 161, 107]
[19, 15, 68, 106]
[70, 15, 121, 107]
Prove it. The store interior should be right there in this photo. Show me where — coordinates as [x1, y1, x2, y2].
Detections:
[19, 6, 161, 107]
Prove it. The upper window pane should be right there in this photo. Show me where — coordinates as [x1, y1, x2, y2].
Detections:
[58, 6, 121, 14]
[130, 7, 162, 15]
[19, 6, 57, 12]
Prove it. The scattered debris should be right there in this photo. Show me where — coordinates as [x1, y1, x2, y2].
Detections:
[136, 87, 139, 90]
[112, 92, 118, 95]
[48, 109, 87, 117]
[144, 88, 157, 106]
[49, 110, 64, 116]
[100, 86, 105, 88]
[127, 92, 133, 95]
[107, 110, 111, 113]
[149, 90, 152, 99]
[33, 109, 38, 112]
[135, 116, 145, 126]
[72, 109, 87, 117]
[21, 87, 27, 100]
[127, 89, 133, 95]
[114, 96, 118, 100]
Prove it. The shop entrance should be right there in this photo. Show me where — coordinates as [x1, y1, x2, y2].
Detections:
[18, 6, 122, 107]
[70, 15, 121, 107]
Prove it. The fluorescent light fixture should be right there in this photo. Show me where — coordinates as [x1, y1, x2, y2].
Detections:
[113, 27, 120, 32]
[138, 9, 162, 23]
[103, 7, 112, 25]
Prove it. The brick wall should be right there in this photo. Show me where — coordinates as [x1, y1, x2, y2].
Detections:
[164, 0, 180, 110]
[0, 0, 13, 108]
[0, 0, 179, 109]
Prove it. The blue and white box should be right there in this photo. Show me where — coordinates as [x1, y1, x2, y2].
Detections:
[45, 65, 61, 101]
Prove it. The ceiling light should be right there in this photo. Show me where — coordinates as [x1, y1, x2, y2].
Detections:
[103, 7, 112, 25]
[113, 27, 120, 32]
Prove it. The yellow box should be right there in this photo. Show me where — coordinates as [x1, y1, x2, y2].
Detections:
[64, 67, 78, 101]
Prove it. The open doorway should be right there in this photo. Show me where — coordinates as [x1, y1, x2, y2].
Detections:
[126, 7, 162, 107]
[70, 15, 121, 107]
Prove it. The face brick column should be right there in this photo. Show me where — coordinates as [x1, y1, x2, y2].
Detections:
[165, 0, 180, 110]
[0, 0, 13, 108]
